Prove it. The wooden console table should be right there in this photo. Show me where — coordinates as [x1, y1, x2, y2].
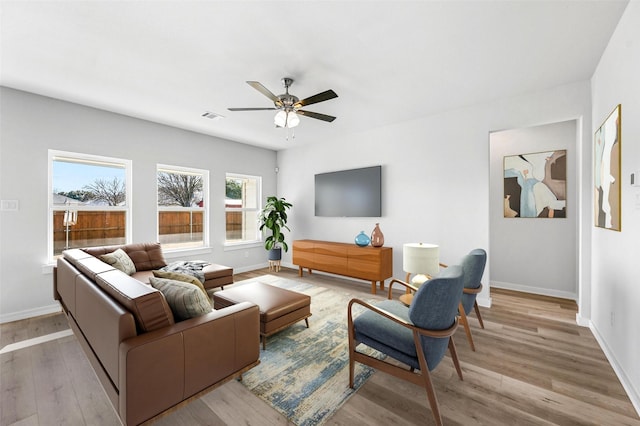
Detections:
[292, 239, 393, 294]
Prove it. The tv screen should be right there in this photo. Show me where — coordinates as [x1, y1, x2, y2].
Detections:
[315, 166, 382, 217]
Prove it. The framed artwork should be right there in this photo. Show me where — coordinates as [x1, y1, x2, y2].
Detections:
[594, 104, 621, 231]
[503, 150, 567, 218]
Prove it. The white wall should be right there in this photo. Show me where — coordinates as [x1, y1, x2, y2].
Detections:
[0, 87, 277, 323]
[278, 80, 592, 309]
[489, 120, 578, 299]
[590, 0, 640, 412]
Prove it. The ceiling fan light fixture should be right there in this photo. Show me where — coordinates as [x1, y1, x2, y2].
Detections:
[274, 110, 300, 128]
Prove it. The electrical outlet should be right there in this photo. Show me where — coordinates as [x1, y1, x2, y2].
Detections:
[610, 311, 615, 327]
[244, 251, 249, 258]
[0, 200, 19, 211]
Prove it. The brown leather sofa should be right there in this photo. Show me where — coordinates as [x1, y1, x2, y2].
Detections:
[53, 242, 260, 426]
[81, 243, 234, 290]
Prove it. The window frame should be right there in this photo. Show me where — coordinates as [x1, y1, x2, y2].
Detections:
[224, 172, 262, 248]
[48, 150, 132, 262]
[156, 164, 209, 252]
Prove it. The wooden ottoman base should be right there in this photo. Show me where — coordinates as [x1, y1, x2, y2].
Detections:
[213, 282, 311, 349]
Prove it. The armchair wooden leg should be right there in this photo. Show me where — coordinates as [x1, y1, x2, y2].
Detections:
[474, 301, 485, 329]
[458, 302, 476, 351]
[348, 317, 356, 389]
[414, 332, 444, 426]
[448, 338, 463, 381]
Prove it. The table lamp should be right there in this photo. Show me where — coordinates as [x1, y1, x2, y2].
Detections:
[403, 243, 440, 287]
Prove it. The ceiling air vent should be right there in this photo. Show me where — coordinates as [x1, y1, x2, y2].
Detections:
[201, 111, 224, 120]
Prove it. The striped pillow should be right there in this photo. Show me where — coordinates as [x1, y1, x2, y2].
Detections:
[150, 277, 212, 321]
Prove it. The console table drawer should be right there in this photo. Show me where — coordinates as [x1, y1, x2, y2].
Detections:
[315, 254, 348, 275]
[348, 260, 380, 280]
[314, 242, 348, 257]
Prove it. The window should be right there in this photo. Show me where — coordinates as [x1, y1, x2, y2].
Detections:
[49, 150, 132, 260]
[225, 173, 261, 245]
[157, 165, 208, 250]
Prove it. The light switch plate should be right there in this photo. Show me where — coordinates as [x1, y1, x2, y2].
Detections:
[0, 200, 19, 211]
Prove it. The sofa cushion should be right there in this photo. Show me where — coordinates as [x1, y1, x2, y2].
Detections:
[95, 269, 175, 332]
[152, 270, 207, 296]
[150, 277, 213, 321]
[100, 248, 137, 275]
[84, 242, 167, 271]
[122, 242, 167, 271]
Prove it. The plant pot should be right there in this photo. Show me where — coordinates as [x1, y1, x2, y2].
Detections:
[268, 247, 282, 261]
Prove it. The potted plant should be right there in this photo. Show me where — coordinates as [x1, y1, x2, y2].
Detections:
[258, 196, 293, 261]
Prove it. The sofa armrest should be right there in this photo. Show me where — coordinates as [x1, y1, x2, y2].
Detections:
[118, 302, 260, 426]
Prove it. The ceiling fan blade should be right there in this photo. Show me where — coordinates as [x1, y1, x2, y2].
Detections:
[294, 89, 338, 108]
[297, 110, 336, 122]
[227, 107, 277, 111]
[246, 81, 283, 107]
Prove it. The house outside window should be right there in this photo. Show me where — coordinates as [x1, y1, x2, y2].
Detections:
[225, 173, 261, 245]
[157, 165, 208, 250]
[49, 150, 132, 261]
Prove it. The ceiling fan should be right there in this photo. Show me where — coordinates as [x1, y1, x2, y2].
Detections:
[228, 78, 338, 128]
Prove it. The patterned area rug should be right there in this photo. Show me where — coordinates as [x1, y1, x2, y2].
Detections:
[232, 274, 384, 426]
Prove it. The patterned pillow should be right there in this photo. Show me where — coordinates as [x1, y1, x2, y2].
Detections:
[100, 248, 136, 275]
[152, 270, 208, 298]
[150, 277, 212, 321]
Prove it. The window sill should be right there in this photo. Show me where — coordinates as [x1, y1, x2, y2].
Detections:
[42, 263, 56, 275]
[224, 241, 263, 251]
[163, 246, 213, 259]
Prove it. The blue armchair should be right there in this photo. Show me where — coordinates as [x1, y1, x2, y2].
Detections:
[348, 265, 464, 426]
[457, 248, 487, 351]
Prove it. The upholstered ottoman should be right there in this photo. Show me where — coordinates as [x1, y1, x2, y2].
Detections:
[213, 282, 311, 349]
[202, 263, 233, 290]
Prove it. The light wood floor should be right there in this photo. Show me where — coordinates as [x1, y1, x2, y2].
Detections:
[2, 267, 639, 425]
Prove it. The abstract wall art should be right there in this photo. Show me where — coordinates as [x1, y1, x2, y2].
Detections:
[594, 104, 621, 231]
[503, 150, 567, 218]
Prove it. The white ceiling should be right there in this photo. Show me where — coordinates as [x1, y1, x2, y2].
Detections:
[0, 1, 629, 151]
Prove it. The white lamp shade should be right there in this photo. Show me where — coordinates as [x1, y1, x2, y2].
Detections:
[274, 110, 300, 128]
[274, 110, 287, 127]
[403, 243, 440, 277]
[287, 111, 300, 127]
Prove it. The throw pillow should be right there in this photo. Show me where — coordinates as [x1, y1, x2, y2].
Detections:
[100, 248, 136, 275]
[152, 270, 208, 297]
[150, 277, 212, 321]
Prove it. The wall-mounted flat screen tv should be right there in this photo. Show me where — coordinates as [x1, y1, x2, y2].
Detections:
[315, 165, 382, 217]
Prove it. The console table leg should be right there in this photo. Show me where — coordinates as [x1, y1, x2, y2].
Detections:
[379, 281, 385, 291]
[370, 281, 377, 294]
[298, 266, 303, 277]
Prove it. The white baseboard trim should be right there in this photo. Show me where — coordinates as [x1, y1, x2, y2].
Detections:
[477, 295, 492, 308]
[589, 321, 640, 417]
[0, 303, 62, 324]
[233, 262, 272, 274]
[491, 280, 577, 302]
[575, 312, 590, 327]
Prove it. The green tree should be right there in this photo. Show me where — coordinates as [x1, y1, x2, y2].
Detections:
[226, 179, 243, 199]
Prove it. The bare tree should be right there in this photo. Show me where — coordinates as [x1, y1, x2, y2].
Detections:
[158, 172, 202, 207]
[84, 177, 126, 206]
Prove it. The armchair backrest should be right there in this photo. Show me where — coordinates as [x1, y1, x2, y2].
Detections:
[408, 265, 464, 370]
[460, 248, 487, 314]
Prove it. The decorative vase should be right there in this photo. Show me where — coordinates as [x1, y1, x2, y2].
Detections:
[370, 223, 384, 247]
[268, 247, 282, 261]
[354, 231, 371, 247]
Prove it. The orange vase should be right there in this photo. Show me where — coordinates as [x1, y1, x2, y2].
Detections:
[370, 223, 384, 247]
